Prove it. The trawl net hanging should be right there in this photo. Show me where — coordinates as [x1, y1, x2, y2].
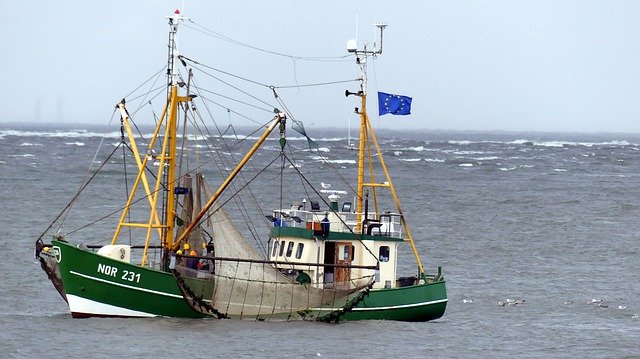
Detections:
[172, 178, 374, 321]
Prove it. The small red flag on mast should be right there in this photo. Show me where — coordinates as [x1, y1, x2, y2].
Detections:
[174, 9, 181, 14]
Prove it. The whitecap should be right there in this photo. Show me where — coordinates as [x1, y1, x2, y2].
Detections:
[553, 168, 567, 172]
[0, 129, 140, 139]
[453, 150, 485, 155]
[20, 142, 43, 146]
[459, 163, 474, 167]
[65, 142, 85, 146]
[399, 158, 421, 162]
[448, 140, 472, 145]
[322, 159, 356, 164]
[403, 146, 426, 152]
[424, 158, 445, 163]
[9, 153, 35, 158]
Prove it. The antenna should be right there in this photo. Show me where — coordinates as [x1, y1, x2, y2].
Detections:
[374, 23, 388, 54]
[345, 23, 388, 56]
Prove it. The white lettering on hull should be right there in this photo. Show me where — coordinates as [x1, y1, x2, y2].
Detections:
[97, 263, 118, 277]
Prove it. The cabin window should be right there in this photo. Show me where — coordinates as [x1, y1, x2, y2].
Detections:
[339, 245, 352, 261]
[271, 240, 279, 257]
[295, 243, 304, 259]
[279, 241, 286, 257]
[379, 246, 390, 262]
[286, 241, 295, 257]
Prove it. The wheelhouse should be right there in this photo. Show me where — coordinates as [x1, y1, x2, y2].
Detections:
[267, 196, 408, 290]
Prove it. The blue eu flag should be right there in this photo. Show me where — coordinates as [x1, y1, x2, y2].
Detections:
[378, 92, 412, 116]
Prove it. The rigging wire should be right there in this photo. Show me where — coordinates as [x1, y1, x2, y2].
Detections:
[183, 78, 274, 253]
[281, 154, 378, 262]
[57, 108, 119, 229]
[122, 66, 167, 101]
[272, 91, 357, 196]
[186, 58, 357, 98]
[192, 87, 273, 114]
[188, 62, 276, 113]
[37, 141, 122, 242]
[120, 117, 132, 246]
[272, 78, 359, 89]
[184, 20, 352, 63]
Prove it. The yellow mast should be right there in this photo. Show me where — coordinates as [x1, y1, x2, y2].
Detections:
[348, 24, 425, 274]
[109, 13, 193, 267]
[355, 81, 367, 233]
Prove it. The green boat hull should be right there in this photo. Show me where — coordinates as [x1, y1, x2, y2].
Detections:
[52, 240, 204, 318]
[338, 280, 447, 321]
[51, 239, 446, 321]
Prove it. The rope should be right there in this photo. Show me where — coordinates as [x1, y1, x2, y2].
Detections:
[171, 268, 228, 319]
[281, 154, 379, 262]
[184, 21, 352, 63]
[225, 261, 241, 314]
[316, 281, 374, 323]
[35, 142, 122, 243]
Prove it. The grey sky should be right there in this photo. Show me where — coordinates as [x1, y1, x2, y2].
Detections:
[3, 1, 640, 132]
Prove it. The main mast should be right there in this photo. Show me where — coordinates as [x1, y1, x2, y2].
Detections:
[109, 12, 193, 268]
[161, 12, 183, 252]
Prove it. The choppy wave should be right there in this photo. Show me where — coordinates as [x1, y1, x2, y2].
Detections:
[499, 164, 535, 171]
[0, 129, 129, 139]
[473, 156, 500, 161]
[9, 153, 35, 158]
[20, 142, 43, 146]
[320, 159, 356, 164]
[509, 139, 634, 147]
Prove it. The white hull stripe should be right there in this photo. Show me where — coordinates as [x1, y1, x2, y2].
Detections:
[67, 294, 156, 317]
[352, 298, 448, 311]
[312, 298, 448, 312]
[69, 270, 182, 299]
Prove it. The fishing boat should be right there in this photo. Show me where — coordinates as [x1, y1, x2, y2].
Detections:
[35, 12, 446, 321]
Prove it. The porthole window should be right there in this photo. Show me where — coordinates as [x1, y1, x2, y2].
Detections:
[286, 241, 294, 257]
[379, 246, 390, 262]
[295, 243, 304, 259]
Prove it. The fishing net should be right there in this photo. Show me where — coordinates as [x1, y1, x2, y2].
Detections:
[172, 178, 374, 321]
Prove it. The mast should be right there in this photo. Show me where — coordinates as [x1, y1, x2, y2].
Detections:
[345, 24, 386, 233]
[159, 11, 201, 264]
[345, 25, 426, 274]
[161, 11, 183, 255]
[108, 12, 194, 268]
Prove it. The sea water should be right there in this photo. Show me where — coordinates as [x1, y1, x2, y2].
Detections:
[1, 125, 639, 358]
